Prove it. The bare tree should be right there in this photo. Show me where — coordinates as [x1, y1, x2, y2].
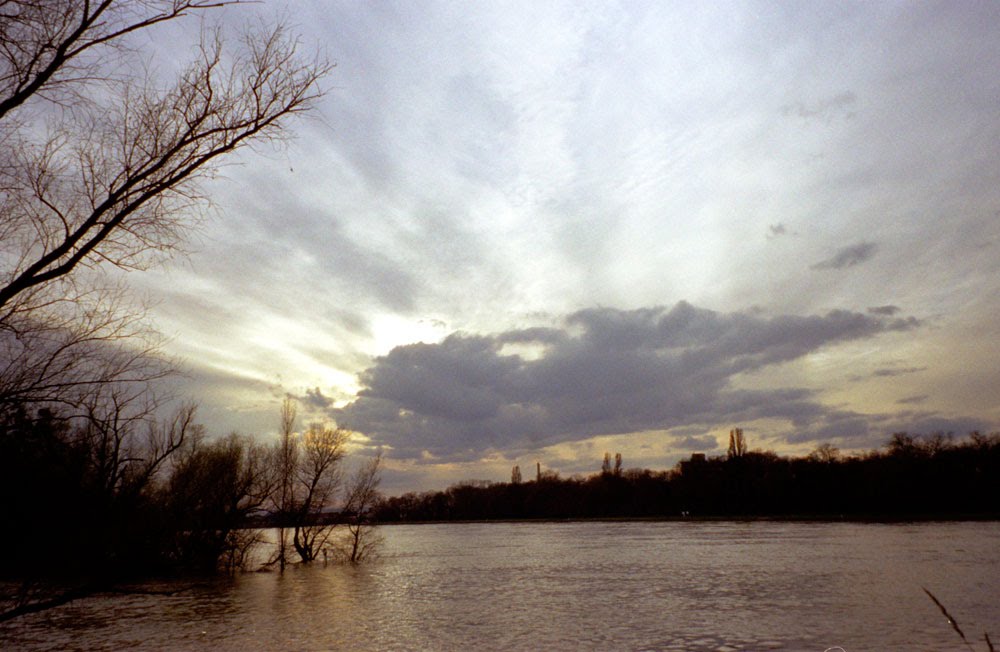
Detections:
[291, 422, 347, 562]
[600, 452, 623, 477]
[80, 396, 198, 503]
[0, 1, 330, 310]
[727, 427, 747, 460]
[272, 395, 297, 570]
[0, 1, 330, 415]
[166, 430, 276, 571]
[341, 451, 383, 563]
[0, 281, 169, 414]
[1, 2, 240, 120]
[269, 398, 349, 566]
[809, 443, 840, 463]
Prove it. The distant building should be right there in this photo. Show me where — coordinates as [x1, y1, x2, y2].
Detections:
[679, 453, 707, 476]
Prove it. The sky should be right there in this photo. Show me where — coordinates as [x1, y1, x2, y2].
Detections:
[133, 1, 1000, 494]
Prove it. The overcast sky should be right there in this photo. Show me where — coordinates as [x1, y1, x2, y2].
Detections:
[135, 1, 1000, 493]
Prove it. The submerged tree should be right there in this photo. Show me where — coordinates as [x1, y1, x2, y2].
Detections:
[273, 396, 298, 569]
[270, 398, 350, 565]
[165, 431, 277, 571]
[291, 422, 348, 562]
[341, 452, 383, 563]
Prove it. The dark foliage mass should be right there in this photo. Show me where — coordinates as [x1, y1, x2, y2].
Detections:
[0, 405, 259, 581]
[0, 404, 381, 583]
[0, 400, 382, 622]
[375, 433, 1000, 522]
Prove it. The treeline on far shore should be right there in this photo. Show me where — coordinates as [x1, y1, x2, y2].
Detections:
[374, 431, 1000, 522]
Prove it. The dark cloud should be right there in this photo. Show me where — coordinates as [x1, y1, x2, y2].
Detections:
[849, 365, 927, 382]
[302, 387, 334, 410]
[785, 410, 876, 444]
[871, 366, 926, 378]
[811, 242, 879, 270]
[867, 305, 901, 316]
[783, 407, 989, 447]
[781, 91, 857, 121]
[897, 395, 928, 405]
[888, 415, 988, 436]
[332, 302, 920, 460]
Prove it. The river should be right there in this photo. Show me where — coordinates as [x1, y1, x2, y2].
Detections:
[2, 520, 998, 651]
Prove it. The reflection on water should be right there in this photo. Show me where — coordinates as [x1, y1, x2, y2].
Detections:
[2, 521, 998, 651]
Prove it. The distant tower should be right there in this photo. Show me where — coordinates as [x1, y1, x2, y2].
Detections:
[536, 461, 541, 482]
[511, 465, 522, 484]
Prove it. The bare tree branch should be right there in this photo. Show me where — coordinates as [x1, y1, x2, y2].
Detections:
[0, 0, 329, 413]
[1, 12, 330, 310]
[0, 2, 253, 120]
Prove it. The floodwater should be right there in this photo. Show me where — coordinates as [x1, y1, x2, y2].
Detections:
[2, 521, 998, 651]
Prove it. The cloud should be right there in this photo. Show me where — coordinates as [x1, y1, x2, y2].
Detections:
[767, 223, 788, 239]
[675, 435, 720, 451]
[811, 242, 879, 270]
[849, 365, 927, 382]
[784, 410, 877, 444]
[302, 387, 334, 410]
[871, 366, 926, 378]
[784, 407, 988, 446]
[890, 415, 987, 435]
[867, 305, 901, 316]
[897, 395, 928, 405]
[781, 91, 857, 121]
[332, 301, 920, 460]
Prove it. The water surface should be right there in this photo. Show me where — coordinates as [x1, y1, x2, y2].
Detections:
[3, 521, 998, 651]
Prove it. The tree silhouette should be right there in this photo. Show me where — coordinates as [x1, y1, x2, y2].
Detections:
[374, 431, 1000, 522]
[342, 452, 383, 563]
[727, 427, 747, 459]
[0, 1, 329, 421]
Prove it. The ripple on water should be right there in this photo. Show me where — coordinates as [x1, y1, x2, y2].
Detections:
[1, 521, 998, 651]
